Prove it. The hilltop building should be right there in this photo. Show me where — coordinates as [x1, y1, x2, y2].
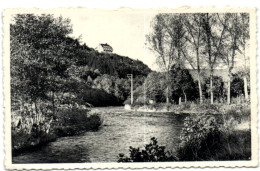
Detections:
[95, 43, 113, 53]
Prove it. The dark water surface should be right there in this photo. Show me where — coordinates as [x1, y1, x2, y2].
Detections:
[12, 107, 187, 163]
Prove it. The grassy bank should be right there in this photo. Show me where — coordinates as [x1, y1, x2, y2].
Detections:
[12, 107, 102, 155]
[118, 104, 251, 162]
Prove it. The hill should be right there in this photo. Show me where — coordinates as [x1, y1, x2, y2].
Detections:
[10, 14, 152, 109]
[70, 41, 152, 78]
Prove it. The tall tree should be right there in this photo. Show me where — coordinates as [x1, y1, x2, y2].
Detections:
[147, 14, 172, 106]
[238, 13, 250, 101]
[218, 13, 244, 104]
[11, 14, 73, 115]
[201, 13, 228, 104]
[181, 14, 205, 104]
[147, 14, 186, 107]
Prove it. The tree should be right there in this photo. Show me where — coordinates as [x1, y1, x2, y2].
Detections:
[218, 13, 245, 104]
[181, 14, 205, 104]
[144, 72, 166, 103]
[147, 14, 186, 107]
[170, 65, 197, 104]
[201, 13, 228, 104]
[11, 14, 73, 115]
[238, 13, 250, 101]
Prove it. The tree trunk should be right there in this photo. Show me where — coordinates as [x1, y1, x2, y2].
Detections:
[166, 86, 169, 111]
[166, 86, 169, 105]
[227, 77, 231, 105]
[166, 72, 170, 110]
[52, 91, 55, 115]
[198, 74, 203, 104]
[183, 89, 187, 103]
[34, 101, 38, 123]
[210, 74, 214, 104]
[243, 76, 248, 101]
[179, 97, 182, 105]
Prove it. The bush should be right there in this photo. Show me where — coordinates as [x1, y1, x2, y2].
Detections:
[86, 114, 102, 131]
[11, 104, 54, 151]
[12, 107, 102, 153]
[118, 137, 176, 162]
[177, 114, 251, 161]
[54, 108, 102, 135]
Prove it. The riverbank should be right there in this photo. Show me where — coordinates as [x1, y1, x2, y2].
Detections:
[12, 105, 251, 163]
[118, 105, 251, 162]
[12, 107, 187, 163]
[12, 108, 102, 156]
[125, 102, 250, 116]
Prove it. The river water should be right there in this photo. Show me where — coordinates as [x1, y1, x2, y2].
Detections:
[12, 107, 187, 163]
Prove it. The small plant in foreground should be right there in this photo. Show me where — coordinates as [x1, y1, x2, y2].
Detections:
[118, 137, 176, 162]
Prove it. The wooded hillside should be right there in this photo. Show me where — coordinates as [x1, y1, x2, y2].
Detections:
[10, 14, 152, 111]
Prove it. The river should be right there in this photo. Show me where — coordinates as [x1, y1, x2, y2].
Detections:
[12, 107, 187, 163]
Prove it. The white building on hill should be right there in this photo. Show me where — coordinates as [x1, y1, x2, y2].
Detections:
[95, 43, 113, 53]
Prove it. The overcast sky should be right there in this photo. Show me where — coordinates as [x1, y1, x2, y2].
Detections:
[54, 10, 249, 71]
[57, 10, 159, 71]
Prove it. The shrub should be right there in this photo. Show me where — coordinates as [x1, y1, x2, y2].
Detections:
[85, 114, 102, 131]
[55, 108, 102, 135]
[12, 107, 102, 153]
[11, 104, 54, 151]
[118, 137, 176, 162]
[177, 114, 251, 161]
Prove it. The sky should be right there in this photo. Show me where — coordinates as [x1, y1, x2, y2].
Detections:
[54, 10, 250, 71]
[56, 10, 160, 71]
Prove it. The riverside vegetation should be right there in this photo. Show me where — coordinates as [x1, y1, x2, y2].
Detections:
[118, 103, 251, 162]
[12, 106, 102, 154]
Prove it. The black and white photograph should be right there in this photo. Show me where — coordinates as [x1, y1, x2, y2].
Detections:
[3, 7, 258, 169]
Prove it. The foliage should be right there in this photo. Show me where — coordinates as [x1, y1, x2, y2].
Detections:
[147, 13, 250, 105]
[75, 51, 151, 78]
[147, 14, 187, 104]
[126, 67, 197, 105]
[12, 107, 102, 152]
[170, 64, 198, 103]
[231, 73, 248, 98]
[205, 76, 225, 101]
[54, 108, 102, 136]
[177, 113, 251, 161]
[118, 137, 176, 162]
[11, 14, 73, 104]
[143, 72, 166, 103]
